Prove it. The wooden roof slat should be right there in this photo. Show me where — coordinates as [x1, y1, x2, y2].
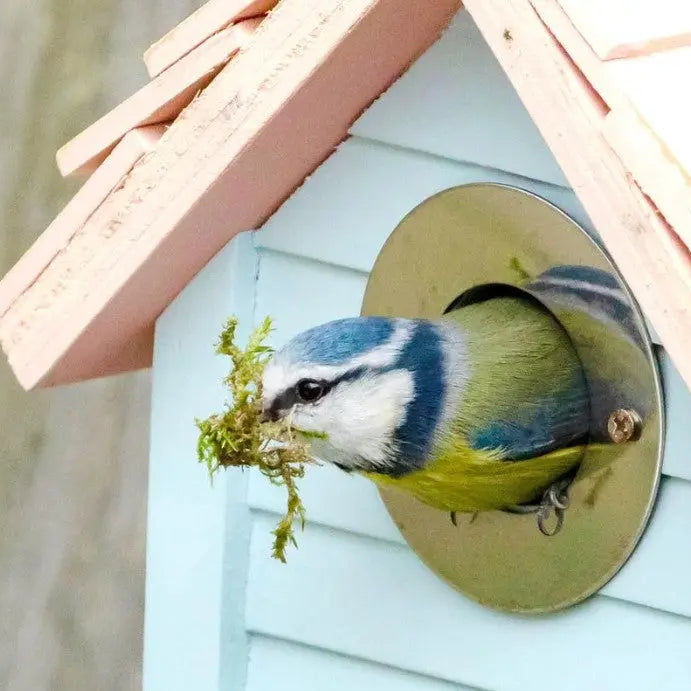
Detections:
[530, 0, 622, 107]
[557, 0, 691, 60]
[532, 0, 691, 253]
[604, 107, 691, 255]
[464, 0, 691, 392]
[609, 47, 691, 178]
[143, 0, 277, 78]
[0, 0, 459, 389]
[56, 19, 261, 178]
[0, 125, 165, 319]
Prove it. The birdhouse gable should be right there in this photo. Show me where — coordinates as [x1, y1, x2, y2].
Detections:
[0, 0, 689, 396]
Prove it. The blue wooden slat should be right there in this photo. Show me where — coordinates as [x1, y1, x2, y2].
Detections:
[250, 467, 691, 618]
[248, 471, 691, 618]
[245, 513, 691, 691]
[248, 462, 404, 545]
[253, 139, 662, 345]
[254, 138, 588, 274]
[254, 249, 368, 343]
[600, 477, 691, 614]
[144, 235, 257, 691]
[248, 250, 691, 619]
[660, 348, 691, 481]
[246, 635, 478, 691]
[350, 10, 568, 186]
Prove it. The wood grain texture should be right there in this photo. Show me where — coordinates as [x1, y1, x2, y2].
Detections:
[351, 10, 567, 186]
[246, 511, 691, 690]
[57, 19, 260, 177]
[609, 46, 691, 178]
[557, 0, 691, 59]
[463, 0, 691, 394]
[0, 0, 460, 392]
[529, 0, 622, 107]
[143, 0, 277, 78]
[0, 0, 197, 689]
[0, 125, 165, 317]
[531, 0, 691, 251]
[249, 248, 691, 619]
[145, 234, 257, 691]
[246, 635, 479, 691]
[603, 107, 691, 252]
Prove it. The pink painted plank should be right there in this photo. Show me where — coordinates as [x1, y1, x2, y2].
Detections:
[532, 0, 691, 251]
[56, 19, 260, 178]
[533, 0, 691, 182]
[530, 0, 622, 108]
[144, 0, 276, 78]
[608, 47, 691, 179]
[557, 0, 691, 60]
[0, 125, 165, 319]
[464, 0, 691, 392]
[604, 108, 691, 252]
[0, 0, 460, 389]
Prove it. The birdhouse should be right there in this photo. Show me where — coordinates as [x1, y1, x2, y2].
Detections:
[2, 0, 691, 689]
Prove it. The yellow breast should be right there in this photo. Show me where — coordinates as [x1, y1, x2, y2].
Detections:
[362, 440, 585, 513]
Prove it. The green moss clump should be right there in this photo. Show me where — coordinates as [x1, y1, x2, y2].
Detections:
[196, 316, 314, 562]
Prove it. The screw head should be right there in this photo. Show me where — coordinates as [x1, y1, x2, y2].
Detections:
[607, 409, 642, 444]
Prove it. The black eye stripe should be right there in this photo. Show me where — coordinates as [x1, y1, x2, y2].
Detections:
[267, 366, 369, 417]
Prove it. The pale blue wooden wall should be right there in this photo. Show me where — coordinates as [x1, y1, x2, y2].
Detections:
[144, 10, 691, 691]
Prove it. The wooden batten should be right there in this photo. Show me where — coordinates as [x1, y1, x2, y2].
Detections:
[57, 18, 261, 178]
[143, 0, 278, 78]
[0, 0, 460, 389]
[556, 0, 691, 60]
[2, 0, 690, 391]
[609, 47, 691, 178]
[0, 125, 165, 319]
[603, 108, 691, 259]
[531, 0, 691, 252]
[464, 0, 691, 391]
[530, 0, 622, 107]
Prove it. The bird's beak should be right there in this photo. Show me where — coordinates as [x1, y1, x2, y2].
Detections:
[260, 408, 277, 423]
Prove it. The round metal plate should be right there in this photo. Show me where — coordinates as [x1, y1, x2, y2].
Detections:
[361, 184, 664, 614]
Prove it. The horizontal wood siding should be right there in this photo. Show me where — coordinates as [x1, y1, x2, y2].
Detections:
[255, 138, 586, 275]
[148, 7, 691, 688]
[350, 10, 568, 186]
[255, 138, 662, 344]
[245, 635, 476, 691]
[245, 512, 691, 691]
[251, 248, 691, 619]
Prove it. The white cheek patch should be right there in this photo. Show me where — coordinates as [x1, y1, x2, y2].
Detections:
[292, 369, 414, 468]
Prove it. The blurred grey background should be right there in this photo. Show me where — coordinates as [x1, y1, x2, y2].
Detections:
[0, 1, 198, 688]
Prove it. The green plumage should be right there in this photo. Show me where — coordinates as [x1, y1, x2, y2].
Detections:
[365, 297, 590, 513]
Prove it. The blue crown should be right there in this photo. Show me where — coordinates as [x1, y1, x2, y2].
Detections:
[280, 317, 396, 365]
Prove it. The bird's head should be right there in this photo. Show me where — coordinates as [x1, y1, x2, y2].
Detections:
[261, 317, 452, 473]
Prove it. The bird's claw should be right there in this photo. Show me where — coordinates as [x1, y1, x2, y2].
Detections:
[536, 479, 571, 536]
[449, 511, 458, 527]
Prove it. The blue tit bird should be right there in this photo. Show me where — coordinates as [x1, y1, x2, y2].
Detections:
[261, 291, 594, 515]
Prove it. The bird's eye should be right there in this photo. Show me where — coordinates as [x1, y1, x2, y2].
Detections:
[296, 378, 325, 403]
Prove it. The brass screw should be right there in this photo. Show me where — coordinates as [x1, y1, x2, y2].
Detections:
[607, 409, 642, 444]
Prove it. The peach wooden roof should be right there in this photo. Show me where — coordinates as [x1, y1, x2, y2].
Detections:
[1, 0, 690, 391]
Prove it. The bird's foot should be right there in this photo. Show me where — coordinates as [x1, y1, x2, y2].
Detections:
[449, 511, 479, 527]
[536, 478, 571, 536]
